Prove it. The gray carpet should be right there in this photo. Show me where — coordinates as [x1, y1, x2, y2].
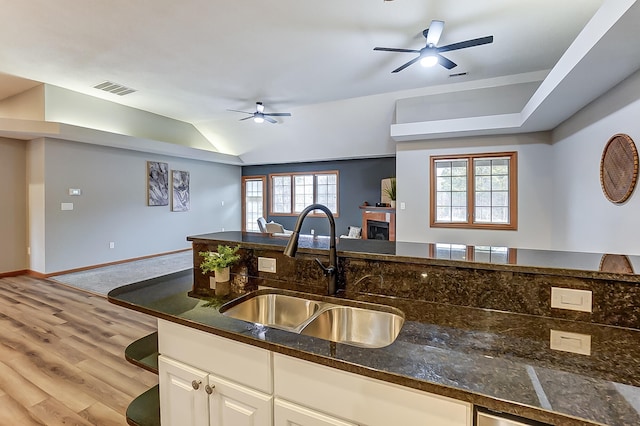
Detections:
[51, 250, 193, 295]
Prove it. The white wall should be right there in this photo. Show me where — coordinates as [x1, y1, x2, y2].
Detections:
[396, 132, 554, 249]
[44, 85, 216, 152]
[0, 85, 45, 120]
[550, 68, 640, 255]
[0, 137, 28, 273]
[27, 138, 46, 273]
[36, 138, 241, 274]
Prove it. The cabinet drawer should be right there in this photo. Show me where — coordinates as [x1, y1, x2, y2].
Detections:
[158, 319, 272, 394]
[274, 353, 471, 426]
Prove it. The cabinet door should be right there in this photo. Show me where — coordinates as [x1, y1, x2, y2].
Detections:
[159, 355, 210, 426]
[274, 398, 356, 426]
[208, 373, 272, 426]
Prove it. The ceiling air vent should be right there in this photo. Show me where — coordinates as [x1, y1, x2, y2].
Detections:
[93, 81, 137, 96]
[449, 72, 468, 78]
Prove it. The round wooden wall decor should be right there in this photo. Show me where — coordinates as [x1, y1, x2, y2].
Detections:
[600, 133, 638, 204]
[599, 254, 634, 274]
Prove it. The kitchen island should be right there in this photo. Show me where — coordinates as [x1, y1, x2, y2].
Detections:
[109, 232, 640, 426]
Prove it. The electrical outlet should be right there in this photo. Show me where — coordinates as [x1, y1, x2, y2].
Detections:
[258, 257, 277, 273]
[551, 287, 592, 312]
[61, 202, 74, 211]
[550, 329, 591, 355]
[109, 242, 115, 249]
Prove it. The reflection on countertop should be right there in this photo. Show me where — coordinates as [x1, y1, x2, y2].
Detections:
[109, 270, 640, 426]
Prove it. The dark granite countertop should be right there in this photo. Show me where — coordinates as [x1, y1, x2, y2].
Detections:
[187, 232, 640, 283]
[109, 270, 640, 426]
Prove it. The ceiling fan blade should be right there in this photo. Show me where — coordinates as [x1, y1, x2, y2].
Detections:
[437, 35, 493, 53]
[374, 47, 421, 53]
[264, 112, 291, 117]
[425, 20, 444, 46]
[239, 116, 254, 121]
[392, 56, 421, 73]
[437, 54, 457, 70]
[264, 116, 277, 124]
[227, 109, 253, 115]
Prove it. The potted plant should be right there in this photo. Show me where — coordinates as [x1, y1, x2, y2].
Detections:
[383, 177, 396, 208]
[199, 245, 240, 293]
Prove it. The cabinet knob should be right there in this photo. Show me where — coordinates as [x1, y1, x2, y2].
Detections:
[191, 380, 202, 390]
[205, 384, 215, 395]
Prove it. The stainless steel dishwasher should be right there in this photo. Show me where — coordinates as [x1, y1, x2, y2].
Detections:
[477, 408, 549, 426]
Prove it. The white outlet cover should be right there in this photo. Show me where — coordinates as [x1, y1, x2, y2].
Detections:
[258, 257, 277, 273]
[61, 202, 74, 211]
[551, 287, 592, 313]
[550, 329, 591, 355]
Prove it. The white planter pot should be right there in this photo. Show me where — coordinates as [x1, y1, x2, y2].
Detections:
[215, 267, 230, 283]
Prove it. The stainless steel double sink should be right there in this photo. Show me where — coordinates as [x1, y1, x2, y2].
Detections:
[219, 289, 404, 348]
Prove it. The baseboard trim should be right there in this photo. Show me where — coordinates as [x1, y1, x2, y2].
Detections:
[0, 269, 30, 278]
[43, 248, 192, 278]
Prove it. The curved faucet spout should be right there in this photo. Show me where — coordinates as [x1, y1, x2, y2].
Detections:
[283, 204, 338, 295]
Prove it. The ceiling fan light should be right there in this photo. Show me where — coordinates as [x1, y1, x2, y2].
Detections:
[253, 116, 264, 123]
[420, 55, 438, 68]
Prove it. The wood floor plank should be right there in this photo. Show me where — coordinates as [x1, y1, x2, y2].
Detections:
[0, 275, 159, 425]
[28, 397, 96, 426]
[79, 401, 127, 426]
[0, 360, 48, 407]
[0, 394, 45, 426]
[77, 357, 153, 398]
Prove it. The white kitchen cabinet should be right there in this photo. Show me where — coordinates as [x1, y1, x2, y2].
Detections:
[208, 373, 272, 426]
[274, 353, 471, 426]
[157, 319, 471, 426]
[274, 398, 357, 426]
[159, 355, 272, 426]
[159, 355, 209, 426]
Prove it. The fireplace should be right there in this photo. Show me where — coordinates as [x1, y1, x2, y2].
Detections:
[367, 220, 389, 240]
[360, 206, 396, 241]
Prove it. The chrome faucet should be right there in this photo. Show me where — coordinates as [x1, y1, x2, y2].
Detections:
[283, 203, 338, 295]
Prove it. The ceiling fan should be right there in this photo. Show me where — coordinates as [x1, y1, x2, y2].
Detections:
[227, 102, 291, 123]
[374, 20, 493, 73]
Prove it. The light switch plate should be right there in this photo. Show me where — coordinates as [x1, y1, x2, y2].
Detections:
[68, 188, 82, 196]
[258, 257, 276, 273]
[551, 287, 592, 312]
[550, 329, 591, 355]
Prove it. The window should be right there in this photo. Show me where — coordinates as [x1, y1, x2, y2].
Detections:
[242, 176, 266, 232]
[428, 243, 517, 264]
[430, 152, 517, 230]
[270, 171, 339, 216]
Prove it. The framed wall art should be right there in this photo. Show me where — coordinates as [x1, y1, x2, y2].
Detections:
[172, 170, 190, 212]
[147, 161, 169, 206]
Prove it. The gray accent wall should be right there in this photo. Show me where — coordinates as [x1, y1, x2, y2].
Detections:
[0, 137, 28, 273]
[34, 138, 241, 274]
[243, 157, 396, 236]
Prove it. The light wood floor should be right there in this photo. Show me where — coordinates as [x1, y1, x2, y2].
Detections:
[0, 275, 158, 425]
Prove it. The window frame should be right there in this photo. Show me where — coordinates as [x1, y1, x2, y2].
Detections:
[241, 175, 267, 232]
[269, 170, 340, 217]
[429, 151, 517, 230]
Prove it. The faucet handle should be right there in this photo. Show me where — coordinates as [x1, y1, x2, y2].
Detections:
[314, 258, 336, 276]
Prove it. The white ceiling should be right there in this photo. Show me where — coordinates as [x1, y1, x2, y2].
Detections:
[0, 0, 616, 162]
